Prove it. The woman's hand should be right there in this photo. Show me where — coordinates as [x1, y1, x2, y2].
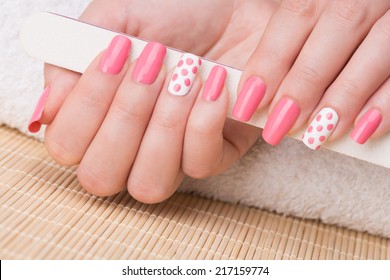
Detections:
[32, 0, 278, 203]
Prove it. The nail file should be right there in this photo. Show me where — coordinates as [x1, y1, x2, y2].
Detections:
[20, 12, 390, 169]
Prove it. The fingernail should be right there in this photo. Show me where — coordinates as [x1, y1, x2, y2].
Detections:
[28, 86, 50, 133]
[232, 76, 266, 121]
[168, 53, 201, 96]
[302, 108, 339, 150]
[262, 97, 300, 145]
[202, 66, 227, 101]
[99, 35, 131, 74]
[133, 42, 166, 84]
[350, 108, 382, 144]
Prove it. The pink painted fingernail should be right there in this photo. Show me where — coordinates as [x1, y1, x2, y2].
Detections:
[202, 66, 227, 101]
[168, 53, 202, 96]
[350, 108, 382, 144]
[28, 86, 50, 133]
[99, 35, 131, 74]
[133, 42, 166, 84]
[302, 108, 339, 150]
[232, 76, 266, 122]
[262, 97, 300, 145]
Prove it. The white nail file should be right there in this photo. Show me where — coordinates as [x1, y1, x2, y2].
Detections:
[20, 12, 390, 169]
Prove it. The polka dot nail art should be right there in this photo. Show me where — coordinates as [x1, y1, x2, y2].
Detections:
[168, 53, 202, 96]
[302, 108, 339, 150]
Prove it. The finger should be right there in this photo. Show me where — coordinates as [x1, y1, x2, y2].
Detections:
[232, 0, 325, 122]
[36, 0, 131, 129]
[45, 36, 131, 165]
[302, 10, 390, 150]
[183, 66, 230, 178]
[77, 42, 166, 196]
[183, 66, 261, 178]
[350, 77, 390, 144]
[128, 53, 202, 204]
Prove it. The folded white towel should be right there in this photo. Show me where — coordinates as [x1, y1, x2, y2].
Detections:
[1, 0, 390, 238]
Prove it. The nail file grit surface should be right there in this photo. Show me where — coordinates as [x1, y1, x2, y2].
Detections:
[20, 12, 390, 169]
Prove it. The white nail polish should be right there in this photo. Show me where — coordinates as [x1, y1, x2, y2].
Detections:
[168, 53, 201, 96]
[302, 108, 339, 150]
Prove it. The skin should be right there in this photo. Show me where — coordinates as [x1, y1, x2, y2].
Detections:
[239, 0, 390, 140]
[40, 0, 390, 203]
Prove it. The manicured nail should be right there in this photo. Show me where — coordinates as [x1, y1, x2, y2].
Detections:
[302, 108, 339, 150]
[28, 86, 50, 133]
[99, 35, 131, 74]
[262, 97, 300, 145]
[350, 108, 382, 144]
[133, 42, 166, 84]
[202, 66, 227, 101]
[232, 76, 266, 121]
[168, 53, 201, 96]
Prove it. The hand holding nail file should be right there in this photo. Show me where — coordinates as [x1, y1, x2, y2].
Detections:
[20, 12, 390, 169]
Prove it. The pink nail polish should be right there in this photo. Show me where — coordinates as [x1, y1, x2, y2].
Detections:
[262, 97, 300, 145]
[99, 35, 131, 74]
[28, 86, 50, 133]
[232, 76, 266, 122]
[350, 108, 382, 144]
[202, 66, 227, 101]
[133, 42, 166, 84]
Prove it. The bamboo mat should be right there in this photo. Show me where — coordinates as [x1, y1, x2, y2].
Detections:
[0, 125, 389, 260]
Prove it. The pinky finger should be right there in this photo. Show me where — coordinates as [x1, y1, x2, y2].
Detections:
[183, 66, 231, 178]
[351, 77, 390, 144]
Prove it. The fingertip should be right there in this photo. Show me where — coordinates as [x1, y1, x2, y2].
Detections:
[127, 179, 173, 204]
[77, 162, 125, 197]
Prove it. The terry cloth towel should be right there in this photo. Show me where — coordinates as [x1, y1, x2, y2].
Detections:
[1, 0, 390, 238]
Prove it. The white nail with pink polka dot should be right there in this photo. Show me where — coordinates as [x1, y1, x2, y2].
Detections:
[168, 53, 202, 96]
[302, 108, 339, 150]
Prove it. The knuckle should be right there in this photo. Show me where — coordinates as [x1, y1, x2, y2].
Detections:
[153, 109, 182, 131]
[330, 0, 368, 27]
[111, 96, 147, 124]
[259, 47, 286, 66]
[128, 177, 172, 204]
[77, 162, 114, 197]
[78, 90, 109, 111]
[294, 63, 322, 85]
[44, 132, 80, 166]
[77, 165, 101, 195]
[187, 115, 219, 137]
[337, 79, 360, 97]
[280, 0, 319, 18]
[183, 162, 213, 179]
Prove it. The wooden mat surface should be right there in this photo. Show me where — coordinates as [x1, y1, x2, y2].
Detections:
[0, 125, 389, 260]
